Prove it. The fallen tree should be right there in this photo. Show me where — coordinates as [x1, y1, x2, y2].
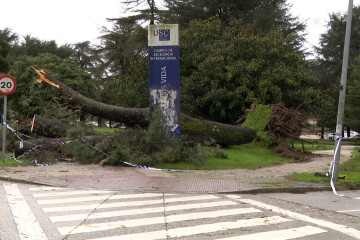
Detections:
[31, 114, 100, 138]
[34, 69, 256, 146]
[13, 135, 105, 158]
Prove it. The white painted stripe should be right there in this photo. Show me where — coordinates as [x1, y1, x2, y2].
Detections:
[3, 184, 48, 240]
[33, 189, 112, 198]
[337, 209, 360, 213]
[50, 200, 238, 222]
[87, 230, 167, 240]
[166, 208, 262, 222]
[58, 216, 166, 235]
[216, 226, 327, 240]
[29, 186, 64, 192]
[167, 216, 291, 238]
[38, 194, 111, 204]
[38, 191, 162, 204]
[50, 206, 165, 222]
[43, 198, 164, 212]
[166, 200, 237, 211]
[227, 195, 360, 240]
[164, 194, 220, 203]
[355, 197, 360, 200]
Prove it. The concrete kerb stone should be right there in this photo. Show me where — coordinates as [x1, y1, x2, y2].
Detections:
[0, 173, 348, 194]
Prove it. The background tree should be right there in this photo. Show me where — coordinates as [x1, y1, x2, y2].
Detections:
[98, 17, 147, 76]
[180, 18, 314, 123]
[0, 38, 10, 73]
[316, 6, 360, 88]
[345, 55, 360, 131]
[8, 53, 94, 120]
[71, 41, 96, 71]
[315, 5, 360, 130]
[0, 28, 18, 44]
[161, 0, 306, 52]
[121, 0, 160, 24]
[8, 35, 74, 61]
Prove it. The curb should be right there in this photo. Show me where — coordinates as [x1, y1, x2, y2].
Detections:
[0, 176, 57, 187]
[0, 175, 347, 194]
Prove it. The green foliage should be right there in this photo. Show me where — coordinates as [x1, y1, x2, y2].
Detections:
[7, 53, 94, 120]
[62, 124, 104, 164]
[0, 38, 10, 73]
[314, 6, 360, 130]
[346, 55, 360, 131]
[64, 110, 228, 166]
[180, 18, 313, 123]
[8, 35, 73, 61]
[162, 0, 306, 51]
[101, 55, 149, 108]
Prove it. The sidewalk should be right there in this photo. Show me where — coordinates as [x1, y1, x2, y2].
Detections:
[0, 162, 332, 193]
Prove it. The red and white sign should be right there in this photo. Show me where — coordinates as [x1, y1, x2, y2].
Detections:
[0, 74, 17, 95]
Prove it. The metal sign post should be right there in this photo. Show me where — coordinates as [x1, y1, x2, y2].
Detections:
[0, 74, 17, 163]
[148, 24, 181, 137]
[333, 0, 353, 182]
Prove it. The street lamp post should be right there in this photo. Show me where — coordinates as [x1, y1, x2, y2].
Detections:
[333, 0, 353, 182]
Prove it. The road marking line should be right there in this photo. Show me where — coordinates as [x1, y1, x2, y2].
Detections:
[42, 198, 164, 212]
[227, 195, 360, 240]
[39, 193, 217, 205]
[59, 215, 289, 236]
[164, 194, 220, 203]
[167, 216, 291, 238]
[38, 194, 111, 204]
[165, 200, 237, 211]
[29, 186, 64, 192]
[166, 208, 261, 222]
[57, 216, 166, 235]
[215, 226, 327, 240]
[3, 183, 48, 240]
[49, 200, 238, 222]
[337, 209, 360, 213]
[32, 189, 113, 198]
[86, 230, 167, 240]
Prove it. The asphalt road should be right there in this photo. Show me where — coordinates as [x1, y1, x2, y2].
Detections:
[0, 181, 359, 240]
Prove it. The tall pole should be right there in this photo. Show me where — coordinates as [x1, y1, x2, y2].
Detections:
[2, 95, 7, 163]
[333, 0, 353, 182]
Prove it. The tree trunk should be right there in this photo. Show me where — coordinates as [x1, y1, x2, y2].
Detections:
[31, 115, 72, 138]
[34, 68, 256, 145]
[31, 114, 100, 138]
[13, 135, 104, 158]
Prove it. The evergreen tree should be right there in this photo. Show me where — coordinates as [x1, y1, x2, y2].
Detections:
[161, 0, 306, 52]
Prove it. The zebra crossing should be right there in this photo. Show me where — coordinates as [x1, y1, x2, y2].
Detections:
[2, 183, 360, 240]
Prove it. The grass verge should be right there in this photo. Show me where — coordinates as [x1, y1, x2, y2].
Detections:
[292, 140, 334, 152]
[290, 146, 360, 186]
[0, 154, 23, 166]
[155, 143, 285, 170]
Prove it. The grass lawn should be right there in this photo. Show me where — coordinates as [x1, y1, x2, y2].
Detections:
[155, 144, 285, 170]
[291, 147, 360, 186]
[93, 126, 117, 134]
[292, 140, 334, 152]
[0, 154, 24, 166]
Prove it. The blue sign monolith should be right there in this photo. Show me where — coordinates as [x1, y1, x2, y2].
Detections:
[148, 24, 180, 137]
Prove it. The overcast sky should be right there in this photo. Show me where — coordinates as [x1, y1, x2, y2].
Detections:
[0, 0, 359, 56]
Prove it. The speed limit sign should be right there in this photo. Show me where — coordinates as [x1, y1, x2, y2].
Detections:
[0, 74, 17, 95]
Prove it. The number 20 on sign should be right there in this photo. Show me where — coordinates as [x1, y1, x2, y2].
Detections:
[0, 74, 16, 163]
[0, 74, 17, 95]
